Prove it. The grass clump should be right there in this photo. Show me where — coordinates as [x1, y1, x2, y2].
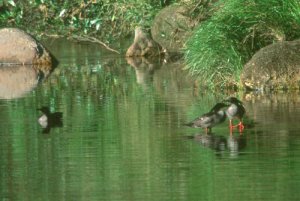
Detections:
[185, 0, 300, 88]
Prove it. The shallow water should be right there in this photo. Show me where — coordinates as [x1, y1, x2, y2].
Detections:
[1, 39, 300, 201]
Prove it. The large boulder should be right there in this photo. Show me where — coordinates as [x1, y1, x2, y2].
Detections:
[241, 40, 300, 91]
[0, 28, 57, 65]
[151, 5, 196, 52]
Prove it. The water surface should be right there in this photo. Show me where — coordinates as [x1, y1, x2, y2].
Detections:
[1, 39, 300, 201]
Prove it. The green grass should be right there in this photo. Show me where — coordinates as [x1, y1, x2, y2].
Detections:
[185, 0, 300, 88]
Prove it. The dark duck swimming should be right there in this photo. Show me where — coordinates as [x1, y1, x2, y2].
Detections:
[185, 102, 227, 134]
[223, 97, 245, 132]
[38, 106, 63, 134]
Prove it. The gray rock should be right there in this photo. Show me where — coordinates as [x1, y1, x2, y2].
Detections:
[241, 40, 300, 91]
[0, 28, 57, 65]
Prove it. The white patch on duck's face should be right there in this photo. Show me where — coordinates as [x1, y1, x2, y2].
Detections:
[38, 114, 48, 128]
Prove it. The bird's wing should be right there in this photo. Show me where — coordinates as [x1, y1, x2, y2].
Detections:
[196, 113, 215, 125]
[238, 103, 246, 116]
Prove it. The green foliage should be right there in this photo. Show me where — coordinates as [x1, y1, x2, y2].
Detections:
[0, 0, 165, 42]
[185, 0, 300, 88]
[0, 0, 211, 44]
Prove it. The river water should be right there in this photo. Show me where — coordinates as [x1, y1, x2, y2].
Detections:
[1, 39, 300, 201]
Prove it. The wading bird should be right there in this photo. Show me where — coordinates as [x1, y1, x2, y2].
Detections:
[223, 97, 245, 133]
[185, 102, 227, 134]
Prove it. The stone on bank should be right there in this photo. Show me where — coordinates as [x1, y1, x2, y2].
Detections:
[0, 28, 57, 66]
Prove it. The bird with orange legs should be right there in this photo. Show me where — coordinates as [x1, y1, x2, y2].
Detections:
[223, 97, 245, 134]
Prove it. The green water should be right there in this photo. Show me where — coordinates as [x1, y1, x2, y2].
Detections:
[1, 39, 300, 201]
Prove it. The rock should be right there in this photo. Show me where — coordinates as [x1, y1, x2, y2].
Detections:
[126, 27, 161, 57]
[0, 28, 57, 65]
[151, 5, 196, 52]
[241, 40, 300, 91]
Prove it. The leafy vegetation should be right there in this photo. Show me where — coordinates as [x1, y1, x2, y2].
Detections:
[185, 0, 300, 88]
[0, 0, 170, 42]
[0, 0, 212, 44]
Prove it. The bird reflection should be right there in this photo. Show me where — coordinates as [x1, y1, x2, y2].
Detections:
[186, 133, 247, 157]
[126, 56, 160, 88]
[37, 106, 63, 134]
[226, 135, 247, 157]
[193, 134, 227, 152]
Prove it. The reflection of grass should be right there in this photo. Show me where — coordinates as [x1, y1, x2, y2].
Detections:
[185, 0, 300, 88]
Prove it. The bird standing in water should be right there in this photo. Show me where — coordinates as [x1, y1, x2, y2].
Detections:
[185, 102, 227, 134]
[223, 97, 245, 133]
[38, 106, 63, 134]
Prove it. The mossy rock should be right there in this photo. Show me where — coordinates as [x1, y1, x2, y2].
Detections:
[151, 5, 197, 52]
[241, 40, 300, 91]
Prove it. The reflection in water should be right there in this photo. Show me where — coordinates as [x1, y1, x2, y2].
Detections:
[243, 92, 300, 126]
[0, 65, 52, 99]
[192, 134, 227, 152]
[37, 106, 63, 134]
[126, 56, 160, 88]
[227, 135, 247, 157]
[189, 133, 247, 157]
[0, 65, 39, 99]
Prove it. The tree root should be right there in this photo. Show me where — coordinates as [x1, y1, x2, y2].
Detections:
[69, 35, 120, 54]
